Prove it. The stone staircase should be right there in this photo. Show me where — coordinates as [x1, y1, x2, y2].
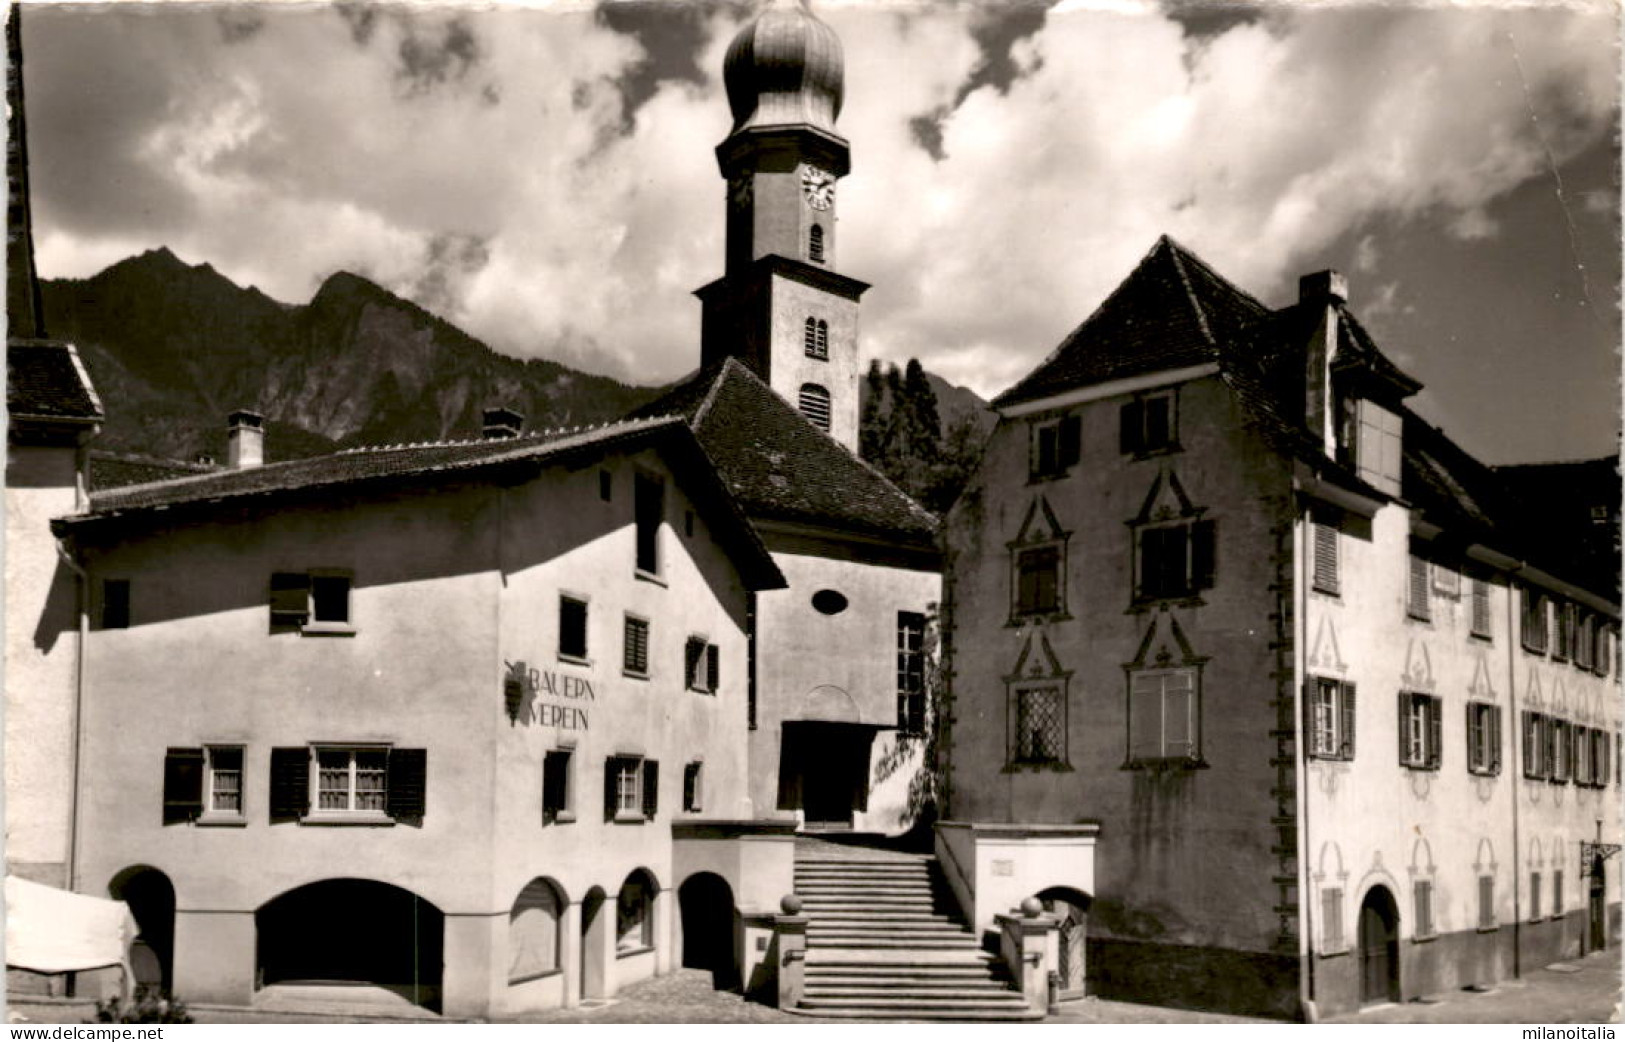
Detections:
[792, 848, 1039, 1021]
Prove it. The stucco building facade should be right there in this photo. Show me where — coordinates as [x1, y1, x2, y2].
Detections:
[939, 239, 1620, 1019]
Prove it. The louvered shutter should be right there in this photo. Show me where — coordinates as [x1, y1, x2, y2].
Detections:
[1408, 558, 1429, 619]
[1427, 698, 1442, 768]
[706, 644, 720, 693]
[1490, 707, 1502, 774]
[268, 746, 310, 823]
[386, 748, 427, 823]
[163, 748, 204, 824]
[1467, 703, 1481, 772]
[1313, 523, 1339, 594]
[1302, 679, 1317, 760]
[270, 572, 310, 624]
[1191, 520, 1217, 591]
[1340, 682, 1356, 760]
[1059, 414, 1082, 469]
[605, 759, 619, 820]
[685, 638, 704, 690]
[1398, 693, 1411, 765]
[1120, 400, 1143, 455]
[642, 760, 659, 819]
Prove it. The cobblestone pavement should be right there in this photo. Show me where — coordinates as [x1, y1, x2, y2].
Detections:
[1323, 949, 1621, 1025]
[11, 952, 1618, 1025]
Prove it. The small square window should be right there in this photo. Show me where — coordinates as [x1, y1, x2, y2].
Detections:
[270, 571, 353, 633]
[101, 579, 131, 629]
[1308, 677, 1355, 760]
[206, 746, 244, 817]
[683, 762, 703, 813]
[543, 748, 574, 824]
[1030, 414, 1081, 479]
[1120, 390, 1178, 456]
[310, 574, 350, 625]
[559, 595, 589, 661]
[1466, 702, 1502, 776]
[1398, 692, 1442, 770]
[623, 615, 649, 677]
[686, 637, 719, 693]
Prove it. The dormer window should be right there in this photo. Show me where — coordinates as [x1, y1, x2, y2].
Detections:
[804, 318, 829, 360]
[809, 224, 825, 263]
[1345, 398, 1402, 497]
[799, 383, 831, 431]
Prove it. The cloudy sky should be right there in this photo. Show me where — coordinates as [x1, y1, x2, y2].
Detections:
[20, 0, 1620, 464]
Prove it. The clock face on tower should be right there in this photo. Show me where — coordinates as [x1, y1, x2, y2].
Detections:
[801, 166, 835, 211]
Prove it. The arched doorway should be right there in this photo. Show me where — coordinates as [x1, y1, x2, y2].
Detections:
[1037, 887, 1089, 999]
[1358, 886, 1400, 1006]
[108, 867, 175, 993]
[579, 886, 609, 1001]
[679, 872, 737, 988]
[255, 879, 443, 1011]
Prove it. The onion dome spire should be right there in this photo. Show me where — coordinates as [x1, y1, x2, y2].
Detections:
[722, 0, 844, 137]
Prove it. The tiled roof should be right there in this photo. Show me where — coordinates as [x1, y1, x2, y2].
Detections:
[57, 415, 786, 590]
[992, 235, 1270, 409]
[629, 358, 940, 549]
[7, 339, 103, 422]
[89, 451, 217, 491]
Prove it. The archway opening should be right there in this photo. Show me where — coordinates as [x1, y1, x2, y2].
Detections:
[255, 879, 443, 1011]
[679, 872, 737, 989]
[108, 866, 175, 993]
[1357, 885, 1400, 1006]
[1037, 887, 1090, 999]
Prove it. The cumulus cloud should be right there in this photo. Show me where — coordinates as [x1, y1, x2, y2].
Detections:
[23, 1, 1618, 399]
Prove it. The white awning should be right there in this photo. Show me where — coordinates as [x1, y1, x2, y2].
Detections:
[5, 875, 136, 974]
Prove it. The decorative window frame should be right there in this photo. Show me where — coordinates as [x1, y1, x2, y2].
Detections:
[201, 744, 246, 825]
[1306, 676, 1356, 761]
[1002, 632, 1073, 773]
[1007, 497, 1071, 625]
[1127, 471, 1214, 609]
[1122, 614, 1209, 771]
[1465, 701, 1503, 776]
[1398, 691, 1442, 771]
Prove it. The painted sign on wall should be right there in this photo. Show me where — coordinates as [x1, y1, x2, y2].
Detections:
[504, 660, 593, 729]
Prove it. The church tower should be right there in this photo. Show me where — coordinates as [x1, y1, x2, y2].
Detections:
[696, 0, 868, 452]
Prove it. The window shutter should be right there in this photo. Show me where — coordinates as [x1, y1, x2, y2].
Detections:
[1191, 519, 1217, 591]
[270, 572, 310, 623]
[642, 760, 659, 819]
[1302, 679, 1317, 760]
[1408, 557, 1429, 619]
[387, 748, 427, 824]
[1467, 703, 1480, 772]
[605, 759, 619, 820]
[686, 638, 704, 689]
[1313, 523, 1339, 594]
[162, 748, 205, 824]
[706, 644, 720, 693]
[1120, 400, 1143, 455]
[1427, 698, 1442, 768]
[1340, 682, 1356, 760]
[1398, 693, 1410, 765]
[1059, 414, 1082, 469]
[268, 746, 310, 823]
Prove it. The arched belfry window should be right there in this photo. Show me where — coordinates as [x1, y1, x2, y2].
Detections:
[809, 224, 825, 263]
[799, 383, 832, 431]
[804, 318, 829, 360]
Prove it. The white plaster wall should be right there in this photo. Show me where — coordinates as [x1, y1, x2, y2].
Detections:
[750, 544, 939, 834]
[4, 446, 82, 881]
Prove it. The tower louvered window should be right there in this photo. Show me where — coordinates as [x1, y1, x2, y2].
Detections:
[799, 383, 831, 431]
[809, 224, 824, 263]
[804, 317, 829, 360]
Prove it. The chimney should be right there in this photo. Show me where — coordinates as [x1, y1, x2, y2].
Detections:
[482, 407, 524, 440]
[1299, 270, 1347, 457]
[226, 410, 264, 468]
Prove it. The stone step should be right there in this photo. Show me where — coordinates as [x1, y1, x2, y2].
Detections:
[799, 994, 1030, 1012]
[805, 983, 1016, 1000]
[805, 914, 964, 927]
[806, 937, 982, 950]
[792, 1008, 1041, 1023]
[806, 950, 999, 967]
[806, 975, 1011, 991]
[808, 925, 970, 939]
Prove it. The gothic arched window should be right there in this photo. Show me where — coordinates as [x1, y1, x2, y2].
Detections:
[809, 224, 825, 263]
[798, 383, 832, 431]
